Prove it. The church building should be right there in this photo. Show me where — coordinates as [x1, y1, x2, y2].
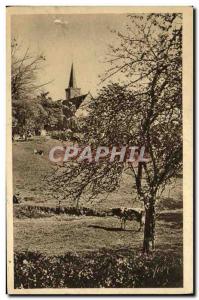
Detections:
[62, 63, 92, 119]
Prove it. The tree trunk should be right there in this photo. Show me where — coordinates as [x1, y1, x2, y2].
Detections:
[143, 199, 155, 254]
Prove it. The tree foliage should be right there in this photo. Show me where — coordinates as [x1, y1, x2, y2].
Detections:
[12, 97, 48, 135]
[39, 92, 65, 131]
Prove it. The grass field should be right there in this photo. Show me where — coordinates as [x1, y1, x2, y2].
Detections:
[14, 212, 182, 255]
[13, 137, 183, 210]
[12, 137, 183, 288]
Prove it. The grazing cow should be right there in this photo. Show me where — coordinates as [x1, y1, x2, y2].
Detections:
[111, 207, 145, 230]
[34, 149, 44, 156]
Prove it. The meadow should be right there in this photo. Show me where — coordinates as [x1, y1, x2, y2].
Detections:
[12, 137, 183, 288]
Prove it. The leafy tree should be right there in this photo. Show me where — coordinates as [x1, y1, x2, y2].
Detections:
[47, 13, 182, 253]
[39, 92, 65, 131]
[12, 98, 48, 137]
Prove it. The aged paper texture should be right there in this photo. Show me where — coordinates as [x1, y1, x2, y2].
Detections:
[7, 6, 193, 295]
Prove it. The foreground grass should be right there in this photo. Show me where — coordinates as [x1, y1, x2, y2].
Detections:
[14, 249, 183, 288]
[14, 213, 182, 255]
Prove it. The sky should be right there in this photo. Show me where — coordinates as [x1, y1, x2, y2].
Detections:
[11, 13, 129, 100]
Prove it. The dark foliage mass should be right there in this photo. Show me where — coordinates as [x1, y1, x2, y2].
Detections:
[12, 92, 65, 137]
[14, 250, 183, 288]
[14, 205, 107, 219]
[14, 204, 182, 223]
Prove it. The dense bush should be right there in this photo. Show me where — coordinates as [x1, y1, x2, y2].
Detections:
[50, 130, 70, 141]
[14, 205, 55, 219]
[14, 204, 182, 223]
[50, 130, 82, 142]
[14, 250, 183, 288]
[14, 205, 107, 219]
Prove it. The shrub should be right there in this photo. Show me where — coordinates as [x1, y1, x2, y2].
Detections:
[14, 205, 108, 219]
[14, 250, 183, 288]
[50, 130, 70, 141]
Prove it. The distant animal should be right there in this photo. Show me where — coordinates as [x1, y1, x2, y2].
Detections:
[27, 131, 32, 138]
[13, 194, 19, 204]
[56, 200, 65, 214]
[12, 134, 21, 142]
[34, 149, 44, 156]
[111, 207, 145, 230]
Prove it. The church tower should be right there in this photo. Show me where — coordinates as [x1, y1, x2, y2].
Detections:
[65, 63, 81, 100]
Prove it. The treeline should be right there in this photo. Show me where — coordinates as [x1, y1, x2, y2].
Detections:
[12, 92, 64, 136]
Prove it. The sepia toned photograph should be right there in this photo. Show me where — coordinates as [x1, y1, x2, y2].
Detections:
[6, 6, 193, 295]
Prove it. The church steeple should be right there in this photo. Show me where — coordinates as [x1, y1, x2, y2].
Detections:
[68, 63, 77, 88]
[65, 63, 81, 100]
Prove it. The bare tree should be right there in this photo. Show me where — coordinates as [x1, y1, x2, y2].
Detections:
[46, 13, 182, 253]
[11, 38, 50, 100]
[11, 38, 52, 137]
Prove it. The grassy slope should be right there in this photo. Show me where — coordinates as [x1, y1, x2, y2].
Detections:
[13, 137, 60, 205]
[13, 137, 183, 210]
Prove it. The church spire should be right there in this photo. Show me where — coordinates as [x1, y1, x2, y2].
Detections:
[65, 63, 81, 100]
[68, 63, 77, 88]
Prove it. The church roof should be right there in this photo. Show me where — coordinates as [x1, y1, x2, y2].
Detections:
[62, 94, 88, 110]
